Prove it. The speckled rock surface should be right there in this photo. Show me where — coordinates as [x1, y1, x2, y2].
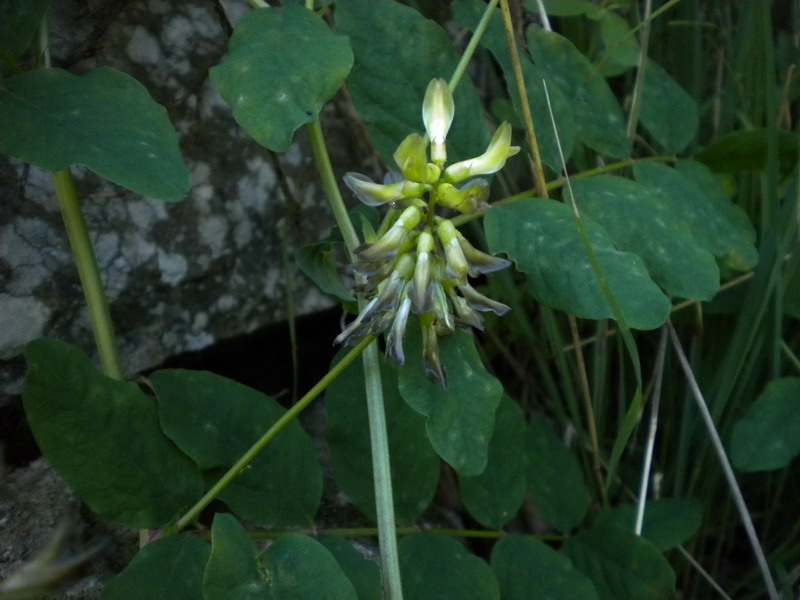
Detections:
[0, 0, 369, 400]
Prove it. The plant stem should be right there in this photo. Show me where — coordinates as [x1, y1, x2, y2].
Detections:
[448, 0, 499, 92]
[52, 169, 125, 381]
[307, 118, 404, 599]
[173, 335, 374, 532]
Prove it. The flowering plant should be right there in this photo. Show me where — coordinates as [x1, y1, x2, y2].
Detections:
[337, 78, 519, 387]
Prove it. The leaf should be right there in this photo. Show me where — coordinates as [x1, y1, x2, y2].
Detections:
[210, 5, 353, 152]
[572, 175, 719, 300]
[485, 199, 671, 329]
[0, 0, 51, 63]
[317, 536, 382, 600]
[639, 60, 699, 154]
[22, 338, 203, 528]
[525, 416, 589, 532]
[596, 498, 703, 551]
[151, 369, 322, 526]
[531, 0, 604, 18]
[526, 25, 630, 158]
[564, 525, 677, 600]
[325, 350, 440, 525]
[597, 11, 640, 77]
[0, 68, 189, 202]
[397, 327, 503, 476]
[263, 534, 358, 600]
[675, 160, 758, 271]
[296, 241, 355, 302]
[695, 129, 800, 173]
[634, 161, 758, 272]
[491, 535, 599, 600]
[101, 534, 209, 600]
[204, 513, 271, 600]
[458, 395, 527, 528]
[335, 0, 489, 165]
[452, 0, 576, 171]
[731, 377, 800, 472]
[400, 534, 500, 600]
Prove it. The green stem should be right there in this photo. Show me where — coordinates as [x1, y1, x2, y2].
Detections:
[52, 169, 124, 381]
[448, 0, 499, 91]
[307, 118, 404, 599]
[172, 335, 374, 532]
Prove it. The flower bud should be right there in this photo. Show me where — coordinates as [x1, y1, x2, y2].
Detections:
[344, 172, 426, 206]
[394, 133, 441, 184]
[429, 271, 454, 333]
[444, 122, 520, 184]
[420, 314, 447, 389]
[334, 297, 380, 346]
[435, 219, 469, 283]
[447, 289, 484, 330]
[453, 229, 512, 276]
[356, 205, 422, 263]
[386, 295, 412, 366]
[422, 78, 454, 164]
[458, 282, 511, 316]
[412, 230, 434, 312]
[436, 180, 490, 214]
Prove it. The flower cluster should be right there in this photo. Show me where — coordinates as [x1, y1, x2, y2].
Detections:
[336, 79, 519, 388]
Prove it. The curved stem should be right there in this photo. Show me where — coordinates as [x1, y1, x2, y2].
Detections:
[53, 169, 125, 381]
[172, 335, 374, 532]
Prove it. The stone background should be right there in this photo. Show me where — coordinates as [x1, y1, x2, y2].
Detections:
[0, 1, 376, 596]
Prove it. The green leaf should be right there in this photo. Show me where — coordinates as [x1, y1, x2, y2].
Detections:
[210, 5, 352, 152]
[597, 12, 640, 76]
[675, 160, 758, 271]
[101, 534, 209, 600]
[572, 175, 719, 300]
[596, 498, 703, 551]
[263, 534, 358, 600]
[400, 534, 500, 600]
[639, 60, 699, 154]
[695, 128, 800, 173]
[325, 351, 440, 525]
[452, 0, 576, 171]
[491, 535, 599, 600]
[525, 416, 589, 532]
[0, 0, 51, 63]
[335, 0, 489, 165]
[526, 25, 630, 158]
[731, 377, 800, 472]
[151, 369, 322, 526]
[458, 395, 527, 528]
[485, 199, 671, 329]
[204, 513, 271, 600]
[22, 338, 203, 528]
[634, 161, 758, 272]
[317, 536, 382, 600]
[0, 68, 189, 202]
[565, 525, 677, 600]
[296, 241, 355, 303]
[531, 0, 604, 18]
[397, 327, 503, 476]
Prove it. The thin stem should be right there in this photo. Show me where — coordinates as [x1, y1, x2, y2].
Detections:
[173, 336, 374, 532]
[448, 0, 500, 92]
[53, 170, 125, 381]
[499, 0, 549, 199]
[667, 322, 779, 600]
[626, 0, 653, 141]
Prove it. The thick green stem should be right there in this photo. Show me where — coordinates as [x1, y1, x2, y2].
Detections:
[307, 120, 404, 600]
[172, 335, 374, 532]
[52, 169, 124, 381]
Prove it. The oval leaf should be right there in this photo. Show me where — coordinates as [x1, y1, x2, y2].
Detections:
[526, 25, 630, 158]
[565, 525, 677, 600]
[317, 536, 382, 600]
[101, 534, 209, 600]
[400, 534, 500, 600]
[0, 68, 190, 202]
[639, 60, 699, 154]
[204, 513, 271, 600]
[326, 350, 440, 525]
[210, 5, 353, 152]
[297, 241, 356, 303]
[596, 498, 703, 551]
[485, 199, 671, 329]
[458, 395, 527, 528]
[491, 535, 599, 600]
[151, 369, 322, 526]
[22, 338, 203, 528]
[335, 0, 489, 164]
[526, 416, 589, 532]
[0, 0, 51, 63]
[731, 377, 800, 472]
[397, 326, 503, 476]
[573, 175, 719, 300]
